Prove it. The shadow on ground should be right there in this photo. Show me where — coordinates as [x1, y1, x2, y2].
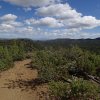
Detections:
[2, 78, 46, 92]
[2, 78, 51, 99]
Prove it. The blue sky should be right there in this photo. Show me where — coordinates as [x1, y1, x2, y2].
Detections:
[0, 0, 100, 40]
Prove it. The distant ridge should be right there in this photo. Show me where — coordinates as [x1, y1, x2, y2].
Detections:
[0, 37, 100, 54]
[0, 37, 100, 41]
[96, 37, 100, 40]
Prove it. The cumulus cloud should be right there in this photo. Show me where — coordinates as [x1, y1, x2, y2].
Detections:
[0, 14, 23, 34]
[0, 14, 17, 21]
[37, 4, 82, 19]
[25, 17, 64, 28]
[37, 3, 100, 30]
[0, 2, 100, 39]
[63, 16, 100, 30]
[16, 26, 36, 34]
[0, 14, 42, 38]
[3, 0, 60, 7]
[0, 23, 15, 33]
[0, 14, 23, 27]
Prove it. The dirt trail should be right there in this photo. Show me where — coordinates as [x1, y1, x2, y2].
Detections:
[0, 59, 48, 100]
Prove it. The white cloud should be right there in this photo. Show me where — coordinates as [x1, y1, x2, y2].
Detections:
[0, 23, 15, 33]
[3, 0, 60, 7]
[0, 14, 23, 34]
[0, 14, 17, 21]
[16, 26, 34, 34]
[63, 16, 100, 29]
[37, 3, 100, 30]
[0, 2, 100, 39]
[0, 14, 23, 27]
[25, 17, 64, 28]
[79, 32, 100, 39]
[37, 4, 82, 19]
[23, 7, 32, 12]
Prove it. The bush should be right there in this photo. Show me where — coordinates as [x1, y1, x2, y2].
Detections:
[0, 46, 13, 70]
[32, 46, 100, 82]
[0, 41, 26, 71]
[31, 46, 100, 100]
[32, 50, 69, 81]
[70, 79, 99, 100]
[49, 79, 100, 100]
[67, 46, 100, 76]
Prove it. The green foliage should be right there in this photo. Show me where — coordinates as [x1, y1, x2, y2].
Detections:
[0, 40, 26, 71]
[70, 79, 99, 99]
[32, 49, 69, 81]
[49, 81, 70, 99]
[32, 46, 100, 99]
[68, 46, 100, 75]
[0, 39, 99, 99]
[10, 41, 25, 61]
[32, 46, 100, 82]
[49, 79, 100, 100]
[0, 46, 13, 70]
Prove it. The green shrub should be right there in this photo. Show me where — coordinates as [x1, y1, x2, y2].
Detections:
[32, 50, 69, 81]
[49, 81, 70, 100]
[70, 79, 99, 100]
[32, 46, 100, 81]
[49, 79, 100, 100]
[0, 41, 26, 71]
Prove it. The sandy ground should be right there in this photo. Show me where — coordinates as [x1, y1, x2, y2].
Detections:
[0, 59, 48, 100]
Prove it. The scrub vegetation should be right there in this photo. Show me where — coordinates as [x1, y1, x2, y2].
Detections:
[0, 38, 100, 100]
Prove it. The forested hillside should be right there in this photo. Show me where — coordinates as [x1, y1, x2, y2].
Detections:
[39, 38, 100, 54]
[0, 38, 100, 52]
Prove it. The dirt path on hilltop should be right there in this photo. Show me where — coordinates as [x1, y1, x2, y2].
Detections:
[0, 59, 48, 100]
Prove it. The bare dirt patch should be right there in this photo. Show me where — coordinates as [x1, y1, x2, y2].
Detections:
[0, 59, 48, 100]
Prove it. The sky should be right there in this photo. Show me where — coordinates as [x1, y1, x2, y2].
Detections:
[0, 0, 100, 40]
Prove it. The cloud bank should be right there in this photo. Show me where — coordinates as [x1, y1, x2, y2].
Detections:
[0, 1, 100, 39]
[3, 0, 60, 7]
